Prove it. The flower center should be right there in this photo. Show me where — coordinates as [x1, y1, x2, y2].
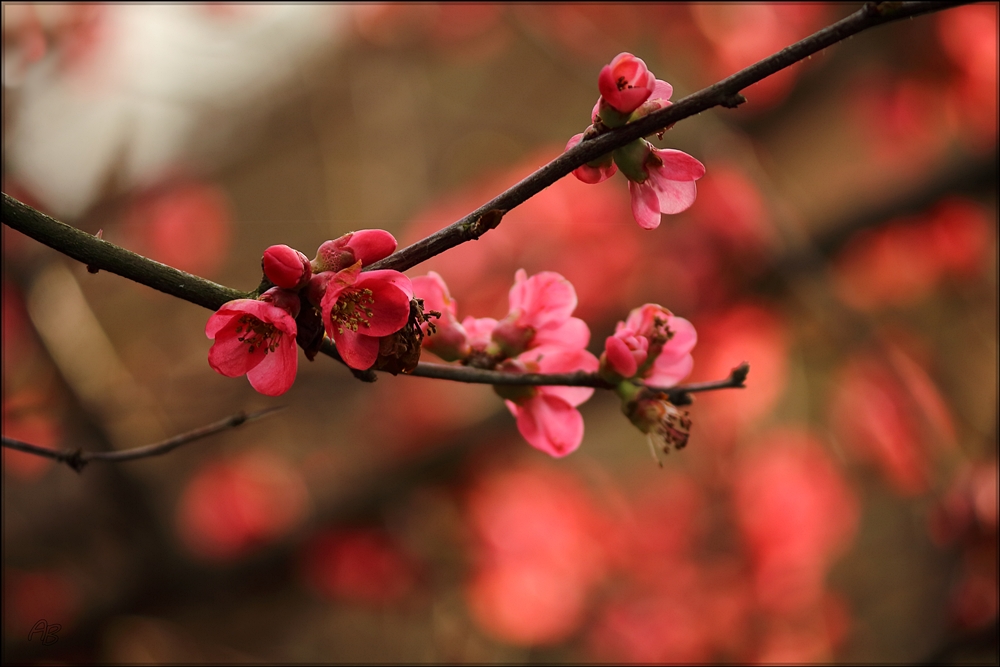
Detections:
[329, 287, 375, 334]
[616, 75, 632, 92]
[234, 315, 282, 355]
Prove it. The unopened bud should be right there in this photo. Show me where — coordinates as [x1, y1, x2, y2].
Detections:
[262, 244, 312, 289]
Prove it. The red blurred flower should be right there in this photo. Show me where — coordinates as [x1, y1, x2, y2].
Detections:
[464, 464, 608, 645]
[733, 428, 859, 614]
[3, 568, 80, 636]
[830, 342, 957, 497]
[686, 303, 789, 447]
[123, 180, 232, 278]
[301, 528, 418, 607]
[176, 451, 308, 560]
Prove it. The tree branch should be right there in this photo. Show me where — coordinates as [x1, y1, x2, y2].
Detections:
[1, 406, 284, 472]
[365, 1, 969, 274]
[408, 361, 750, 405]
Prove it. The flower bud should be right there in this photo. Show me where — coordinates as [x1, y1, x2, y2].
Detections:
[491, 316, 535, 359]
[313, 229, 398, 273]
[600, 332, 649, 381]
[262, 244, 312, 290]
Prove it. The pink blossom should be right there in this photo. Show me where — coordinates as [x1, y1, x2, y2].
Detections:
[312, 229, 398, 273]
[411, 271, 469, 361]
[628, 146, 706, 229]
[262, 244, 311, 290]
[598, 52, 657, 115]
[462, 316, 499, 352]
[205, 288, 300, 397]
[499, 346, 599, 458]
[493, 270, 589, 356]
[602, 304, 696, 386]
[566, 132, 617, 184]
[316, 262, 413, 371]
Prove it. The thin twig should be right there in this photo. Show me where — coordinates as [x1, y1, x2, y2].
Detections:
[408, 361, 750, 405]
[1, 406, 285, 473]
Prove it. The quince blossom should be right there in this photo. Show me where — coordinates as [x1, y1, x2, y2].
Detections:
[597, 52, 658, 116]
[492, 270, 589, 357]
[624, 145, 706, 230]
[312, 229, 398, 273]
[313, 262, 413, 371]
[601, 303, 697, 386]
[566, 51, 706, 229]
[412, 271, 469, 362]
[496, 346, 599, 458]
[206, 287, 300, 396]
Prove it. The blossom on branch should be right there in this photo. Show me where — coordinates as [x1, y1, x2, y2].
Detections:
[601, 303, 696, 386]
[313, 262, 413, 371]
[312, 229, 398, 274]
[412, 271, 470, 362]
[492, 269, 589, 357]
[205, 288, 300, 396]
[567, 51, 705, 229]
[623, 145, 706, 230]
[597, 52, 659, 116]
[495, 346, 599, 458]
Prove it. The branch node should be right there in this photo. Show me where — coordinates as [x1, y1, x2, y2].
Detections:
[729, 361, 750, 387]
[721, 93, 747, 109]
[65, 449, 88, 473]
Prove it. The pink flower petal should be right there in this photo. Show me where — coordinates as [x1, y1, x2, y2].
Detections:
[334, 329, 381, 370]
[346, 229, 398, 265]
[605, 335, 639, 378]
[651, 178, 698, 215]
[356, 278, 413, 336]
[412, 271, 456, 317]
[651, 149, 706, 182]
[651, 79, 673, 103]
[522, 346, 598, 407]
[508, 394, 585, 458]
[628, 181, 663, 230]
[508, 270, 578, 331]
[246, 334, 298, 396]
[208, 317, 267, 377]
[645, 353, 694, 388]
[361, 269, 414, 299]
[531, 317, 590, 350]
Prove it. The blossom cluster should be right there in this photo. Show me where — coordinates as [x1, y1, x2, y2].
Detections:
[206, 230, 414, 396]
[566, 52, 706, 229]
[413, 270, 697, 460]
[203, 52, 702, 458]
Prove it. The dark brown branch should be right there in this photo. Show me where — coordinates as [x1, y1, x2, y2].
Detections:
[1, 406, 284, 472]
[408, 361, 750, 405]
[366, 1, 968, 274]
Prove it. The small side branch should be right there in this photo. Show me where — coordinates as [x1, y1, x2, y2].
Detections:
[408, 361, 750, 404]
[1, 406, 284, 473]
